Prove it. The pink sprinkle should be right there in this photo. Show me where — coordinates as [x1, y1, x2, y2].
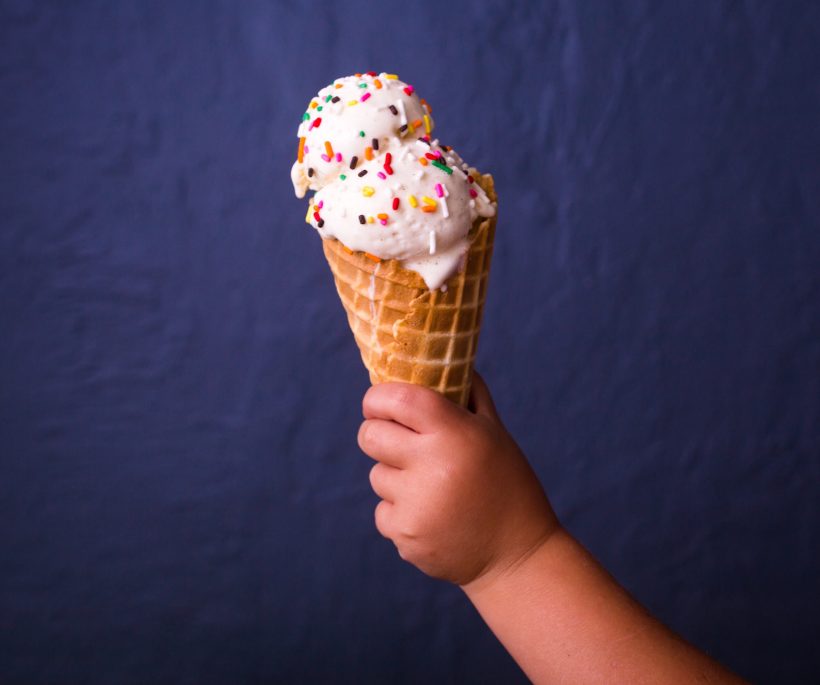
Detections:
[361, 92, 371, 102]
[377, 171, 386, 179]
[321, 154, 331, 162]
[303, 145, 309, 153]
[317, 201, 323, 209]
[469, 188, 478, 198]
[379, 219, 387, 226]
[335, 152, 342, 162]
[434, 183, 444, 198]
[403, 85, 414, 95]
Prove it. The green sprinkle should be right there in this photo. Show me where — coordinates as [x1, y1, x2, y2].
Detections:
[302, 113, 310, 121]
[358, 83, 368, 88]
[325, 94, 332, 102]
[432, 160, 453, 175]
[317, 106, 323, 111]
[340, 174, 347, 180]
[359, 130, 365, 137]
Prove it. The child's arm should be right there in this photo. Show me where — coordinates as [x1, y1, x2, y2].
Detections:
[358, 374, 745, 684]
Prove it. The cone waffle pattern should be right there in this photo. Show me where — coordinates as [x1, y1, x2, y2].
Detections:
[322, 172, 497, 406]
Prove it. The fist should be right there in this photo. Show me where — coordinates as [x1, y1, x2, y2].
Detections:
[358, 373, 559, 586]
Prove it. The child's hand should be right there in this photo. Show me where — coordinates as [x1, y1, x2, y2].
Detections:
[358, 373, 560, 586]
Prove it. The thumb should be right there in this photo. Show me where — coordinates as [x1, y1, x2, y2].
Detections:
[468, 370, 499, 419]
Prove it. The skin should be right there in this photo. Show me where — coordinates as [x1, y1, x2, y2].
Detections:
[358, 374, 747, 685]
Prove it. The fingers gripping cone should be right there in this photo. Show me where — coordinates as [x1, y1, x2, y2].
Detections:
[322, 172, 497, 406]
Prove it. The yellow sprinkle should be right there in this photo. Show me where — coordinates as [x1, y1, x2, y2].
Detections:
[408, 195, 418, 208]
[347, 100, 358, 106]
[305, 202, 313, 223]
[367, 216, 375, 224]
[384, 74, 398, 80]
[422, 196, 437, 207]
[362, 186, 375, 197]
[408, 122, 415, 134]
[423, 115, 431, 134]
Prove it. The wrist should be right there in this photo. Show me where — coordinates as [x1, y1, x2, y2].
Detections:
[461, 520, 567, 598]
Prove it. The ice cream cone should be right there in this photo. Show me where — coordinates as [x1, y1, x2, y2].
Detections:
[322, 171, 497, 406]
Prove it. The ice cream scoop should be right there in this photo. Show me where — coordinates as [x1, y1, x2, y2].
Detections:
[292, 72, 495, 290]
[291, 72, 433, 198]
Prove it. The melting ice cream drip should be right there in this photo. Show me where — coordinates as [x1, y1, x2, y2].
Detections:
[368, 262, 382, 360]
[368, 262, 380, 322]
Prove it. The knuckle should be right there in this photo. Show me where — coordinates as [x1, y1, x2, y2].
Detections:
[374, 501, 392, 538]
[357, 420, 375, 451]
[388, 384, 415, 413]
[368, 463, 380, 490]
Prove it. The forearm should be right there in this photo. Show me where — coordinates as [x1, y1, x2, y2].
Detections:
[462, 527, 745, 685]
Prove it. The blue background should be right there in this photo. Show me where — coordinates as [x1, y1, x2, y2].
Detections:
[2, 1, 819, 682]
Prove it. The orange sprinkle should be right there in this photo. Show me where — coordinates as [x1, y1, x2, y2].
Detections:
[297, 137, 305, 163]
[342, 244, 354, 254]
[355, 73, 362, 77]
[418, 157, 428, 166]
[335, 83, 343, 89]
[365, 146, 374, 160]
[374, 79, 382, 89]
[421, 205, 437, 213]
[421, 98, 432, 113]
[412, 119, 422, 129]
[324, 141, 334, 158]
[310, 101, 318, 109]
[377, 213, 388, 220]
[365, 252, 381, 262]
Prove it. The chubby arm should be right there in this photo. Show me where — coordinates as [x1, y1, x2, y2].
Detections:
[358, 375, 745, 685]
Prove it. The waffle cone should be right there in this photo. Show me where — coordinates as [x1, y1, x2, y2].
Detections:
[322, 171, 497, 406]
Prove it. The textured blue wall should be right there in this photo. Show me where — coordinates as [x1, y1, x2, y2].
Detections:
[2, 1, 819, 682]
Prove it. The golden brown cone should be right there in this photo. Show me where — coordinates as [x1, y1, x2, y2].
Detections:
[322, 171, 497, 406]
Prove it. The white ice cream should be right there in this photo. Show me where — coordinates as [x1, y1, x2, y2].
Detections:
[292, 72, 496, 290]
